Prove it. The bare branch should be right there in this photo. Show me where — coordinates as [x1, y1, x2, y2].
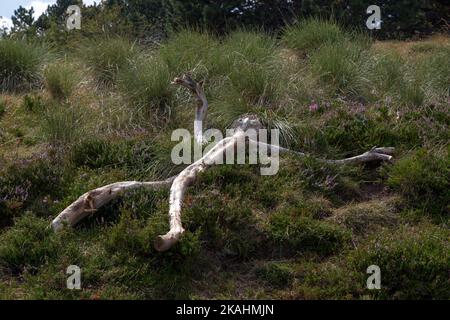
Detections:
[154, 137, 235, 251]
[51, 74, 395, 254]
[172, 74, 208, 144]
[51, 177, 176, 232]
[254, 140, 394, 165]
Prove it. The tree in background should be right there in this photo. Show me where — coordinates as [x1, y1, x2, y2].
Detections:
[3, 0, 450, 41]
[299, 0, 450, 39]
[11, 6, 36, 38]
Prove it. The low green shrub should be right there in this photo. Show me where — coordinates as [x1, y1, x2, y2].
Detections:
[349, 224, 450, 299]
[255, 262, 293, 288]
[185, 194, 263, 259]
[0, 214, 59, 274]
[0, 158, 68, 226]
[71, 139, 130, 169]
[387, 148, 449, 219]
[268, 213, 351, 255]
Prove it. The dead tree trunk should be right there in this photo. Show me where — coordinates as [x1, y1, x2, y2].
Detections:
[51, 74, 395, 252]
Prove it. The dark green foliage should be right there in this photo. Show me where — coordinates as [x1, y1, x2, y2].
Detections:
[185, 194, 263, 259]
[255, 262, 293, 288]
[349, 225, 450, 299]
[387, 148, 449, 219]
[22, 93, 45, 112]
[0, 100, 6, 118]
[268, 213, 351, 255]
[71, 139, 131, 169]
[0, 158, 68, 226]
[11, 5, 36, 37]
[70, 138, 175, 179]
[299, 0, 449, 39]
[0, 214, 59, 274]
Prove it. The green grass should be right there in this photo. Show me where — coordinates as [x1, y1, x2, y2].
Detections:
[0, 214, 60, 274]
[80, 37, 138, 85]
[349, 224, 450, 299]
[118, 54, 172, 120]
[311, 41, 369, 96]
[282, 18, 347, 53]
[44, 61, 80, 101]
[268, 213, 351, 255]
[0, 28, 449, 300]
[387, 148, 449, 220]
[255, 262, 294, 288]
[0, 39, 45, 92]
[159, 30, 218, 77]
[41, 101, 84, 146]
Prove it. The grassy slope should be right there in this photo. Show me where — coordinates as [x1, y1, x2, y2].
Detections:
[0, 23, 449, 299]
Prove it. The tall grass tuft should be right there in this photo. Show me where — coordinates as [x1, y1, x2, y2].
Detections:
[44, 60, 80, 101]
[118, 54, 172, 121]
[41, 102, 84, 146]
[311, 41, 369, 96]
[282, 18, 346, 53]
[420, 47, 450, 98]
[372, 52, 405, 96]
[217, 31, 279, 107]
[0, 39, 45, 92]
[81, 37, 137, 85]
[159, 30, 218, 77]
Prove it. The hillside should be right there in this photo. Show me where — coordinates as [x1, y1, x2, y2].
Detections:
[0, 20, 449, 299]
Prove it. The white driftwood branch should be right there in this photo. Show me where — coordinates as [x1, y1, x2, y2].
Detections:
[155, 137, 395, 251]
[154, 136, 236, 251]
[172, 74, 208, 144]
[51, 177, 175, 231]
[253, 141, 394, 164]
[51, 73, 395, 254]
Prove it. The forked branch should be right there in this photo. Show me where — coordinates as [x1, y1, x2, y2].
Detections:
[51, 74, 395, 253]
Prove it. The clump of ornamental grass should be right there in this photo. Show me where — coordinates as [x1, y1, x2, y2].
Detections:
[0, 39, 46, 92]
[80, 37, 138, 85]
[118, 54, 172, 121]
[44, 60, 80, 101]
[282, 18, 347, 54]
